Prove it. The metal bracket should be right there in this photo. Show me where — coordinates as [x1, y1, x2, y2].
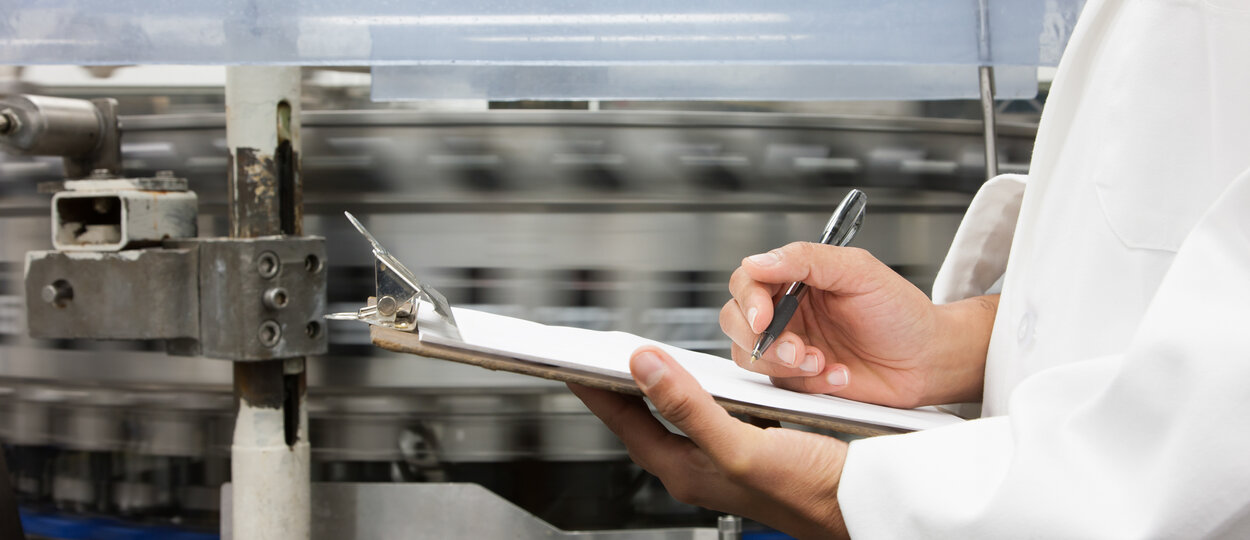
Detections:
[326, 212, 460, 340]
[179, 236, 328, 361]
[48, 173, 198, 251]
[25, 237, 328, 361]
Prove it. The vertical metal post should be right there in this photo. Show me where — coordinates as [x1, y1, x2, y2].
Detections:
[717, 515, 742, 540]
[978, 67, 999, 179]
[225, 66, 310, 540]
[976, 0, 999, 179]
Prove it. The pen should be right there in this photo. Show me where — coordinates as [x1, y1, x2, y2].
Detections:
[750, 189, 868, 362]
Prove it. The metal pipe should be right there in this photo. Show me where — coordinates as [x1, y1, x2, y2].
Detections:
[978, 66, 999, 179]
[717, 515, 742, 540]
[975, 0, 999, 179]
[225, 65, 310, 540]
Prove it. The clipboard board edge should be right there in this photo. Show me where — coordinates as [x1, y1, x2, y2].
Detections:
[371, 325, 906, 437]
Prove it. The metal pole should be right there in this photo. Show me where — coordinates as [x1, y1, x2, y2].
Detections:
[717, 515, 742, 540]
[976, 0, 999, 179]
[978, 66, 999, 179]
[225, 65, 310, 540]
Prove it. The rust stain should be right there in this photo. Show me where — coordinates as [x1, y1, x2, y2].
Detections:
[231, 147, 282, 237]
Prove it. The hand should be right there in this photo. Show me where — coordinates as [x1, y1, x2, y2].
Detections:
[721, 242, 996, 408]
[570, 346, 850, 540]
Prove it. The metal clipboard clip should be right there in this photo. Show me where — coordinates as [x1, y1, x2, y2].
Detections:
[325, 212, 461, 341]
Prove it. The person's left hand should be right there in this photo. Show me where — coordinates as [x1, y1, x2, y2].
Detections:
[569, 346, 850, 539]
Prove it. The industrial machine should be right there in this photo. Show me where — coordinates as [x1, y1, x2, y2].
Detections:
[0, 2, 1082, 538]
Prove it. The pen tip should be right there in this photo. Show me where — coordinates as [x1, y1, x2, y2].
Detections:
[749, 353, 759, 363]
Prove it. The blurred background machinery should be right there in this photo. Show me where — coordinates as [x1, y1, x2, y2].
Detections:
[0, 64, 1046, 538]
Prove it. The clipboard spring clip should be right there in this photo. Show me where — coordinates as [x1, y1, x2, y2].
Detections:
[324, 212, 460, 339]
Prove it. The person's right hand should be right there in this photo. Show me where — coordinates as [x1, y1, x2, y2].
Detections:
[720, 242, 997, 408]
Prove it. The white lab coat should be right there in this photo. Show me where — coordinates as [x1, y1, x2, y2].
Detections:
[838, 0, 1250, 537]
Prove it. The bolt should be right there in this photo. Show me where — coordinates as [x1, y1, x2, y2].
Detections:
[41, 280, 74, 308]
[0, 109, 15, 135]
[262, 287, 289, 310]
[257, 251, 280, 279]
[258, 320, 282, 347]
[377, 295, 399, 316]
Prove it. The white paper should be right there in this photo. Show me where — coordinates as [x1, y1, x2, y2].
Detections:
[417, 305, 963, 432]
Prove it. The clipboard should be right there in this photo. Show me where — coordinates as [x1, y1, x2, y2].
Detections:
[371, 324, 911, 436]
[328, 212, 963, 437]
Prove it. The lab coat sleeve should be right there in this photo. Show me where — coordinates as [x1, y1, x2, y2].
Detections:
[838, 167, 1250, 538]
[931, 174, 1027, 304]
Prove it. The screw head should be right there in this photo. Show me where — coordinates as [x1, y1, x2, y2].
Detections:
[258, 320, 282, 347]
[257, 251, 280, 279]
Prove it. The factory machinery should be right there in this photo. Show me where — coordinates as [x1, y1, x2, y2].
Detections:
[0, 72, 1042, 539]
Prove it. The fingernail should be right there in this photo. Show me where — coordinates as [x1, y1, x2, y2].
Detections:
[748, 251, 780, 266]
[777, 341, 796, 366]
[746, 307, 759, 330]
[826, 368, 848, 387]
[799, 353, 818, 373]
[633, 351, 667, 390]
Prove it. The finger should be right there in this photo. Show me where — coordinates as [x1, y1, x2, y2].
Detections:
[728, 268, 781, 333]
[566, 382, 694, 474]
[750, 329, 817, 369]
[567, 388, 755, 515]
[719, 299, 758, 352]
[742, 242, 884, 295]
[768, 363, 852, 395]
[629, 346, 758, 461]
[729, 336, 825, 377]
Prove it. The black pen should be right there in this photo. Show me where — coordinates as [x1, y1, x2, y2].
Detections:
[750, 189, 868, 362]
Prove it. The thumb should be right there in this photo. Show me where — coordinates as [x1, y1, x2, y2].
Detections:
[742, 242, 883, 294]
[630, 346, 754, 454]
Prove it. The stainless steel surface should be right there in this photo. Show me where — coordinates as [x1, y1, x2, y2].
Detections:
[222, 482, 718, 540]
[326, 212, 460, 339]
[0, 94, 121, 177]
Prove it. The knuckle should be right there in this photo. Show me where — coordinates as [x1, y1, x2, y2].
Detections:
[843, 246, 874, 265]
[782, 241, 811, 258]
[657, 392, 698, 427]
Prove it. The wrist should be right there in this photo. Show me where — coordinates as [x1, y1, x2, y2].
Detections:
[923, 295, 998, 405]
